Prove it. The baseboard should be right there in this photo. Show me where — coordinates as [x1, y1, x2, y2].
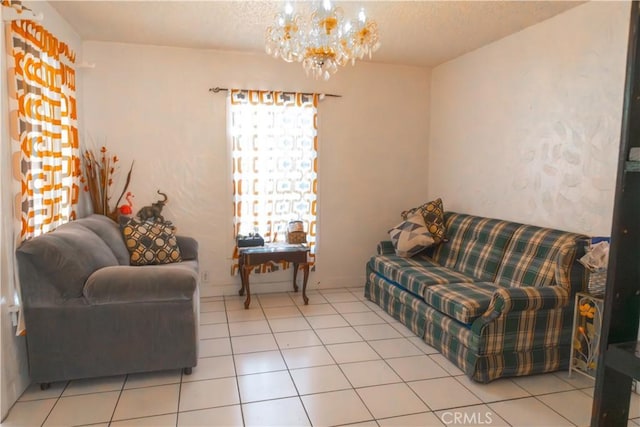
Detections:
[199, 280, 364, 298]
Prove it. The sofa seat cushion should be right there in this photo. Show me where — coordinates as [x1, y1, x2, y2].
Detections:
[424, 282, 499, 324]
[371, 254, 441, 275]
[83, 261, 198, 305]
[370, 255, 475, 297]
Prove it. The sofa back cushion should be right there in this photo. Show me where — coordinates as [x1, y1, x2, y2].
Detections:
[454, 218, 520, 281]
[430, 212, 475, 268]
[431, 213, 519, 282]
[17, 224, 119, 299]
[71, 215, 131, 265]
[494, 224, 588, 291]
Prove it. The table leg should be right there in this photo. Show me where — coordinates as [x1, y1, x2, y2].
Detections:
[238, 256, 246, 296]
[292, 263, 299, 292]
[241, 265, 251, 309]
[302, 263, 309, 305]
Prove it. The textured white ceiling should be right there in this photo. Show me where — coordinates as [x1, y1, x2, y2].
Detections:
[49, 1, 584, 68]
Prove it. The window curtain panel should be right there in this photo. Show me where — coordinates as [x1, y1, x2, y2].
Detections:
[4, 0, 80, 334]
[5, 1, 80, 241]
[229, 89, 318, 275]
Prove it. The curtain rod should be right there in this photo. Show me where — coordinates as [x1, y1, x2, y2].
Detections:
[1, 4, 44, 22]
[209, 87, 341, 98]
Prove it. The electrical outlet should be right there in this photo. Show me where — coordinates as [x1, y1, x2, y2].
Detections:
[201, 271, 210, 283]
[8, 305, 19, 327]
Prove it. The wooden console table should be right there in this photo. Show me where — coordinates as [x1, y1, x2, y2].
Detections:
[238, 244, 310, 309]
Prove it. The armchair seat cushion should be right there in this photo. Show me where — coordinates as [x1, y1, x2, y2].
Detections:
[424, 282, 498, 324]
[83, 261, 198, 305]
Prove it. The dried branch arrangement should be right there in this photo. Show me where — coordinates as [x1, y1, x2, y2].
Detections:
[81, 146, 134, 221]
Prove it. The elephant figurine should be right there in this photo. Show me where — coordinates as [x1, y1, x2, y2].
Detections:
[136, 190, 168, 222]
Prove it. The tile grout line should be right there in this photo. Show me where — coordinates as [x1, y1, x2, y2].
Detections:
[11, 289, 607, 426]
[106, 373, 126, 426]
[237, 290, 377, 424]
[258, 291, 314, 426]
[310, 292, 386, 424]
[364, 298, 530, 422]
[358, 293, 523, 423]
[531, 393, 587, 427]
[326, 294, 433, 423]
[314, 290, 380, 425]
[189, 291, 585, 427]
[353, 330, 448, 420]
[341, 292, 513, 424]
[223, 294, 247, 426]
[39, 380, 71, 427]
[175, 366, 184, 426]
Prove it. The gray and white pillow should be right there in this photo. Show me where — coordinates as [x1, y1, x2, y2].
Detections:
[389, 213, 435, 257]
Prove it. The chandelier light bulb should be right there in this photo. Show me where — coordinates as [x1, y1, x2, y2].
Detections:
[358, 8, 366, 23]
[284, 2, 293, 15]
[265, 0, 381, 80]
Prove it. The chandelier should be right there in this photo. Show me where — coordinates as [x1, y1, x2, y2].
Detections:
[265, 0, 381, 80]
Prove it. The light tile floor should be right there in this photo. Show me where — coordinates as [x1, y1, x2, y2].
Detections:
[3, 287, 640, 427]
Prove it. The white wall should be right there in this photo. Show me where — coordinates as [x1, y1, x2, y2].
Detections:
[80, 42, 431, 296]
[1, 1, 82, 419]
[429, 1, 630, 235]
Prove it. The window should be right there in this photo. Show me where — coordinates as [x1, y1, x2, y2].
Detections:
[228, 90, 318, 263]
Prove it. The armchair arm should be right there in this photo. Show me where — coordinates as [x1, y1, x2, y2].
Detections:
[177, 236, 199, 261]
[83, 265, 198, 305]
[377, 240, 396, 255]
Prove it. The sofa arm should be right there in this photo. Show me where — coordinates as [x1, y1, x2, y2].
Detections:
[377, 241, 395, 255]
[485, 286, 570, 316]
[177, 236, 198, 261]
[83, 265, 198, 305]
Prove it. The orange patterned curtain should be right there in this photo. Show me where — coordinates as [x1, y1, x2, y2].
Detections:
[229, 90, 318, 274]
[5, 1, 80, 240]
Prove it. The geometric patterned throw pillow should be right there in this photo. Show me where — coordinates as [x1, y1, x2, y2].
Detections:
[121, 218, 182, 266]
[401, 197, 448, 244]
[389, 213, 436, 257]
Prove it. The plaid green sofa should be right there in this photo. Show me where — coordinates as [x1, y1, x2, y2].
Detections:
[365, 212, 588, 383]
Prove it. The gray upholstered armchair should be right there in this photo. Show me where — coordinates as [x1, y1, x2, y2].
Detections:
[16, 214, 199, 389]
